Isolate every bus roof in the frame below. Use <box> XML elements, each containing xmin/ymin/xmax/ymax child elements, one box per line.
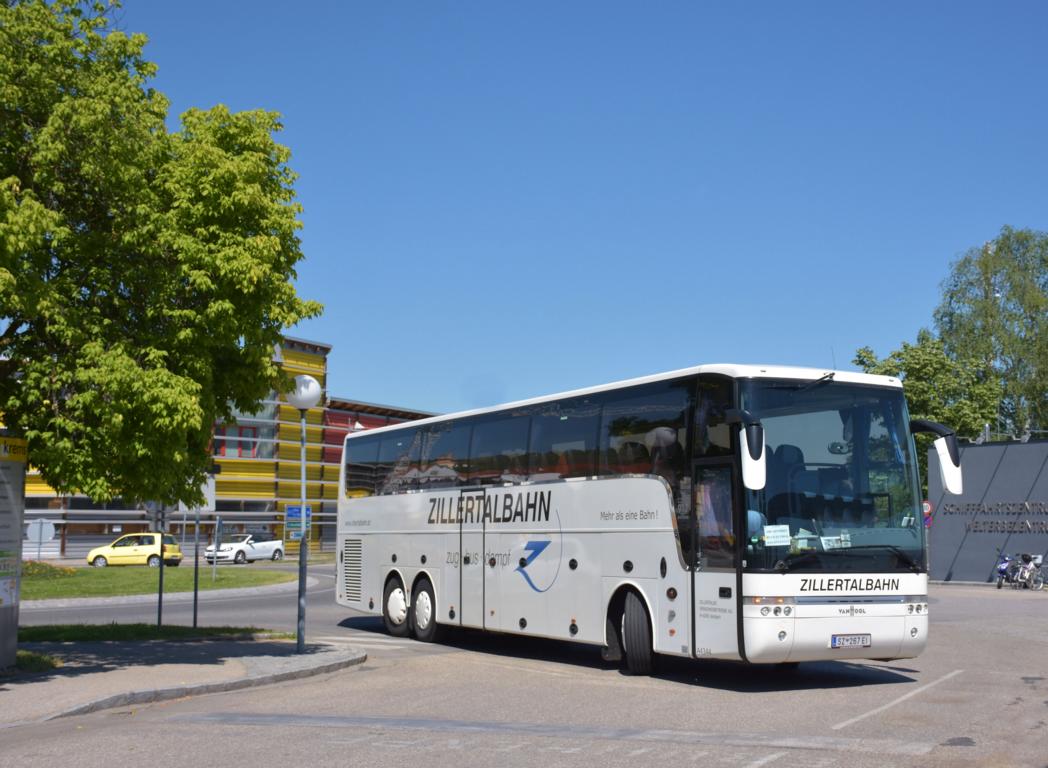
<box><xmin>347</xmin><ymin>364</ymin><xmax>902</xmax><ymax>440</ymax></box>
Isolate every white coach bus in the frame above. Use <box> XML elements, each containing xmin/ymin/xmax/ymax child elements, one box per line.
<box><xmin>335</xmin><ymin>364</ymin><xmax>963</xmax><ymax>674</ymax></box>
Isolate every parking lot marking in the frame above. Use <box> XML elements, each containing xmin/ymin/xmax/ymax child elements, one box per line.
<box><xmin>831</xmin><ymin>669</ymin><xmax>964</xmax><ymax>730</ymax></box>
<box><xmin>743</xmin><ymin>752</ymin><xmax>786</xmax><ymax>767</ymax></box>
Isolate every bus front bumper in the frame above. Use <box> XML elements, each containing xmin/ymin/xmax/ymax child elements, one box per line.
<box><xmin>742</xmin><ymin>604</ymin><xmax>929</xmax><ymax>663</ymax></box>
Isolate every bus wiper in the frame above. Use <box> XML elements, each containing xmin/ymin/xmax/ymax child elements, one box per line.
<box><xmin>774</xmin><ymin>551</ymin><xmax>822</xmax><ymax>572</ymax></box>
<box><xmin>843</xmin><ymin>544</ymin><xmax>923</xmax><ymax>573</ymax></box>
<box><xmin>798</xmin><ymin>372</ymin><xmax>835</xmax><ymax>391</ymax></box>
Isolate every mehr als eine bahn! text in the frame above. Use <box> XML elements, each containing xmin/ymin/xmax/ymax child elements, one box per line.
<box><xmin>335</xmin><ymin>364</ymin><xmax>963</xmax><ymax>675</ymax></box>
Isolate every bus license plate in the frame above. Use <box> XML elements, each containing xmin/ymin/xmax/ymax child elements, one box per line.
<box><xmin>831</xmin><ymin>634</ymin><xmax>871</xmax><ymax>649</ymax></box>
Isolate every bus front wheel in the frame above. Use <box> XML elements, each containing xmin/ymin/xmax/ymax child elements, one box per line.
<box><xmin>621</xmin><ymin>591</ymin><xmax>653</xmax><ymax>676</ymax></box>
<box><xmin>383</xmin><ymin>578</ymin><xmax>411</xmax><ymax>638</ymax></box>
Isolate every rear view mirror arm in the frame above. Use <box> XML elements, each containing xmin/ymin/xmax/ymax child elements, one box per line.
<box><xmin>910</xmin><ymin>419</ymin><xmax>963</xmax><ymax>495</ymax></box>
<box><xmin>725</xmin><ymin>409</ymin><xmax>764</xmax><ymax>462</ymax></box>
<box><xmin>910</xmin><ymin>420</ymin><xmax>960</xmax><ymax>468</ymax></box>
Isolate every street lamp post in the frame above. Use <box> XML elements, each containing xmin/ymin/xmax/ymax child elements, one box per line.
<box><xmin>287</xmin><ymin>374</ymin><xmax>322</xmax><ymax>654</ymax></box>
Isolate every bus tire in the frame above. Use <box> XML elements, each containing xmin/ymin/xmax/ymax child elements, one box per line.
<box><xmin>622</xmin><ymin>591</ymin><xmax>653</xmax><ymax>676</ymax></box>
<box><xmin>411</xmin><ymin>578</ymin><xmax>441</xmax><ymax>643</ymax></box>
<box><xmin>383</xmin><ymin>577</ymin><xmax>411</xmax><ymax>638</ymax></box>
<box><xmin>601</xmin><ymin>614</ymin><xmax>623</xmax><ymax>663</ymax></box>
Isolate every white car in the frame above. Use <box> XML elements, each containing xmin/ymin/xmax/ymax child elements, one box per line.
<box><xmin>205</xmin><ymin>532</ymin><xmax>284</xmax><ymax>564</ymax></box>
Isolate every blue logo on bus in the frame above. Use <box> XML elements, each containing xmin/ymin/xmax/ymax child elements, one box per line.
<box><xmin>515</xmin><ymin>540</ymin><xmax>562</xmax><ymax>593</ymax></box>
<box><xmin>514</xmin><ymin>509</ymin><xmax>562</xmax><ymax>593</ymax></box>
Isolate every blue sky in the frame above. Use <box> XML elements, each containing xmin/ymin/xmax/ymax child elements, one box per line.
<box><xmin>119</xmin><ymin>1</ymin><xmax>1048</xmax><ymax>415</ymax></box>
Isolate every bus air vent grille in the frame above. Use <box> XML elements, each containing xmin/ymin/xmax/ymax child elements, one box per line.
<box><xmin>343</xmin><ymin>539</ymin><xmax>363</xmax><ymax>602</ymax></box>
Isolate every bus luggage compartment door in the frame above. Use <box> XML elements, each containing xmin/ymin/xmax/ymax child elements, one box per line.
<box><xmin>459</xmin><ymin>488</ymin><xmax>487</xmax><ymax>629</ymax></box>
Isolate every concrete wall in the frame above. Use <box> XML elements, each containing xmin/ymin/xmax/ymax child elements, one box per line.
<box><xmin>928</xmin><ymin>440</ymin><xmax>1048</xmax><ymax>582</ymax></box>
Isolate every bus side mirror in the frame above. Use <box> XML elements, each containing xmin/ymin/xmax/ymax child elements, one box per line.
<box><xmin>932</xmin><ymin>435</ymin><xmax>963</xmax><ymax>495</ymax></box>
<box><xmin>725</xmin><ymin>409</ymin><xmax>766</xmax><ymax>491</ymax></box>
<box><xmin>910</xmin><ymin>420</ymin><xmax>963</xmax><ymax>495</ymax></box>
<box><xmin>739</xmin><ymin>423</ymin><xmax>766</xmax><ymax>491</ymax></box>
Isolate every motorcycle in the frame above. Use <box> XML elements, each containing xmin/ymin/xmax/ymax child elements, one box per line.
<box><xmin>995</xmin><ymin>552</ymin><xmax>1019</xmax><ymax>589</ymax></box>
<box><xmin>1014</xmin><ymin>553</ymin><xmax>1045</xmax><ymax>591</ymax></box>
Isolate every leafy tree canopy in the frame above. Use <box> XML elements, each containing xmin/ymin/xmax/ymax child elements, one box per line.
<box><xmin>933</xmin><ymin>226</ymin><xmax>1047</xmax><ymax>436</ymax></box>
<box><xmin>0</xmin><ymin>1</ymin><xmax>321</xmax><ymax>504</ymax></box>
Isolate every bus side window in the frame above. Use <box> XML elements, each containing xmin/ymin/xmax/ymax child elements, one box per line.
<box><xmin>420</xmin><ymin>421</ymin><xmax>472</xmax><ymax>489</ymax></box>
<box><xmin>344</xmin><ymin>435</ymin><xmax>381</xmax><ymax>497</ymax></box>
<box><xmin>377</xmin><ymin>429</ymin><xmax>422</xmax><ymax>494</ymax></box>
<box><xmin>526</xmin><ymin>397</ymin><xmax>601</xmax><ymax>480</ymax></box>
<box><xmin>598</xmin><ymin>381</ymin><xmax>688</xmax><ymax>491</ymax></box>
<box><xmin>468</xmin><ymin>415</ymin><xmax>530</xmax><ymax>486</ymax></box>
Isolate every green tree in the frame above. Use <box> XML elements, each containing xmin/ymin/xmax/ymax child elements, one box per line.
<box><xmin>854</xmin><ymin>330</ymin><xmax>1000</xmax><ymax>490</ymax></box>
<box><xmin>0</xmin><ymin>1</ymin><xmax>320</xmax><ymax>504</ymax></box>
<box><xmin>933</xmin><ymin>226</ymin><xmax>1048</xmax><ymax>436</ymax></box>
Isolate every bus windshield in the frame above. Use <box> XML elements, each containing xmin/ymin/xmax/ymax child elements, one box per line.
<box><xmin>739</xmin><ymin>379</ymin><xmax>925</xmax><ymax>574</ymax></box>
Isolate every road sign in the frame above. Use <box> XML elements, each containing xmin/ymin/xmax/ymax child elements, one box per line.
<box><xmin>178</xmin><ymin>476</ymin><xmax>218</xmax><ymax>515</ymax></box>
<box><xmin>25</xmin><ymin>519</ymin><xmax>55</xmax><ymax>545</ymax></box>
<box><xmin>25</xmin><ymin>519</ymin><xmax>56</xmax><ymax>562</ymax></box>
<box><xmin>285</xmin><ymin>505</ymin><xmax>312</xmax><ymax>541</ymax></box>
<box><xmin>0</xmin><ymin>435</ymin><xmax>26</xmax><ymax>669</ymax></box>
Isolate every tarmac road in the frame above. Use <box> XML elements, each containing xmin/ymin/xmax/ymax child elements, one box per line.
<box><xmin>9</xmin><ymin>578</ymin><xmax>1048</xmax><ymax>767</ymax></box>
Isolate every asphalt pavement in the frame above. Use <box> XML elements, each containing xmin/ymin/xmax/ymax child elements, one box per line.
<box><xmin>4</xmin><ymin>569</ymin><xmax>1048</xmax><ymax>767</ymax></box>
<box><xmin>1</xmin><ymin>638</ymin><xmax>366</xmax><ymax>727</ymax></box>
<box><xmin>3</xmin><ymin>565</ymin><xmax>367</xmax><ymax>726</ymax></box>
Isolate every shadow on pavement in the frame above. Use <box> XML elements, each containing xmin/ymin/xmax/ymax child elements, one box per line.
<box><xmin>335</xmin><ymin>615</ymin><xmax>916</xmax><ymax>692</ymax></box>
<box><xmin>0</xmin><ymin>639</ymin><xmax>327</xmax><ymax>690</ymax></box>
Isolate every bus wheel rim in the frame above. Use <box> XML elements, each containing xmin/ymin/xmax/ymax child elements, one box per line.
<box><xmin>416</xmin><ymin>591</ymin><xmax>432</xmax><ymax>630</ymax></box>
<box><xmin>387</xmin><ymin>587</ymin><xmax>408</xmax><ymax>626</ymax></box>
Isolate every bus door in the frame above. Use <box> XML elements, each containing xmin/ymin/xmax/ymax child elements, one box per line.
<box><xmin>459</xmin><ymin>487</ymin><xmax>487</xmax><ymax>628</ymax></box>
<box><xmin>692</xmin><ymin>463</ymin><xmax>740</xmax><ymax>658</ymax></box>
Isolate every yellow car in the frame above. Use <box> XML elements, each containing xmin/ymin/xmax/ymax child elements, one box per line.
<box><xmin>86</xmin><ymin>533</ymin><xmax>183</xmax><ymax>568</ymax></box>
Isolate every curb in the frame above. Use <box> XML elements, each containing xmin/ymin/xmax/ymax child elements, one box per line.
<box><xmin>45</xmin><ymin>646</ymin><xmax>367</xmax><ymax>722</ymax></box>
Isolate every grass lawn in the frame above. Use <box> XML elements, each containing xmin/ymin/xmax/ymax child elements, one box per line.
<box><xmin>9</xmin><ymin>649</ymin><xmax>62</xmax><ymax>673</ymax></box>
<box><xmin>20</xmin><ymin>562</ymin><xmax>297</xmax><ymax>601</ymax></box>
<box><xmin>18</xmin><ymin>624</ymin><xmax>293</xmax><ymax>643</ymax></box>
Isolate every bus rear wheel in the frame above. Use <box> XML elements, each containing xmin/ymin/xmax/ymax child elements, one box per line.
<box><xmin>621</xmin><ymin>591</ymin><xmax>653</xmax><ymax>676</ymax></box>
<box><xmin>383</xmin><ymin>577</ymin><xmax>411</xmax><ymax>638</ymax></box>
<box><xmin>411</xmin><ymin>578</ymin><xmax>441</xmax><ymax>643</ymax></box>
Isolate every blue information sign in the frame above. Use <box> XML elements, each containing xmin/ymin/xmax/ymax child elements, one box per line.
<box><xmin>285</xmin><ymin>505</ymin><xmax>312</xmax><ymax>541</ymax></box>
